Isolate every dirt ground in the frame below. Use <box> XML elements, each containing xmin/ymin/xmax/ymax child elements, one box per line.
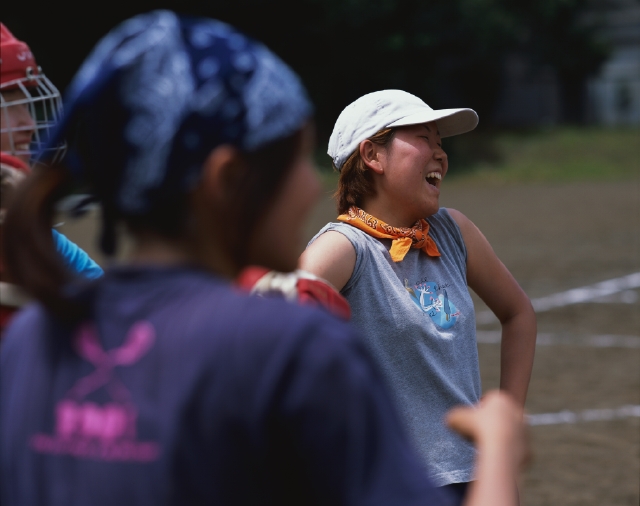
<box><xmin>60</xmin><ymin>178</ymin><xmax>640</xmax><ymax>505</ymax></box>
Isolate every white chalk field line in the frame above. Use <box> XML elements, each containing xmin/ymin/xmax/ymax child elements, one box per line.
<box><xmin>527</xmin><ymin>405</ymin><xmax>640</xmax><ymax>426</ymax></box>
<box><xmin>476</xmin><ymin>271</ymin><xmax>640</xmax><ymax>325</ymax></box>
<box><xmin>529</xmin><ymin>272</ymin><xmax>640</xmax><ymax>312</ymax></box>
<box><xmin>472</xmin><ymin>274</ymin><xmax>640</xmax><ymax>427</ymax></box>
<box><xmin>476</xmin><ymin>330</ymin><xmax>640</xmax><ymax>348</ymax></box>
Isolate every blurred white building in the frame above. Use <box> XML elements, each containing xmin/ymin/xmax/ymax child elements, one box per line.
<box><xmin>587</xmin><ymin>0</ymin><xmax>640</xmax><ymax>125</ymax></box>
<box><xmin>492</xmin><ymin>0</ymin><xmax>640</xmax><ymax>126</ymax></box>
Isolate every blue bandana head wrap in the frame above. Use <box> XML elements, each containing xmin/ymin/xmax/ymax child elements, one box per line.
<box><xmin>46</xmin><ymin>10</ymin><xmax>312</xmax><ymax>225</ymax></box>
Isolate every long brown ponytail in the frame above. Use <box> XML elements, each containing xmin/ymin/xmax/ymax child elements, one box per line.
<box><xmin>2</xmin><ymin>165</ymin><xmax>81</xmax><ymax>320</ymax></box>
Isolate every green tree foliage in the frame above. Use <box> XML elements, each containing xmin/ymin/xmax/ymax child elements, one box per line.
<box><xmin>208</xmin><ymin>0</ymin><xmax>608</xmax><ymax>135</ymax></box>
<box><xmin>5</xmin><ymin>0</ymin><xmax>609</xmax><ymax>138</ymax></box>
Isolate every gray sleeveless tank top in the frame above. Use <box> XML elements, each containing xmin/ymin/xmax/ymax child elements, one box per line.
<box><xmin>309</xmin><ymin>208</ymin><xmax>481</xmax><ymax>486</ymax></box>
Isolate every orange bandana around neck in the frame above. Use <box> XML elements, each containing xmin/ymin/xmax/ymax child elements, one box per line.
<box><xmin>337</xmin><ymin>206</ymin><xmax>440</xmax><ymax>262</ymax></box>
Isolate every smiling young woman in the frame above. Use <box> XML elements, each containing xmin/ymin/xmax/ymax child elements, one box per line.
<box><xmin>300</xmin><ymin>89</ymin><xmax>537</xmax><ymax>504</ymax></box>
<box><xmin>357</xmin><ymin>122</ymin><xmax>447</xmax><ymax>226</ymax></box>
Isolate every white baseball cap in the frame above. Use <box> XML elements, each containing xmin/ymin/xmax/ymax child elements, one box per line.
<box><xmin>328</xmin><ymin>89</ymin><xmax>479</xmax><ymax>170</ymax></box>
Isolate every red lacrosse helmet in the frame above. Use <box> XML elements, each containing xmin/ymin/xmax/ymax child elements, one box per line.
<box><xmin>0</xmin><ymin>23</ymin><xmax>65</xmax><ymax>165</ymax></box>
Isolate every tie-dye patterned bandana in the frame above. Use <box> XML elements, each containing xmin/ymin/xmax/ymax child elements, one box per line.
<box><xmin>338</xmin><ymin>206</ymin><xmax>441</xmax><ymax>262</ymax></box>
<box><xmin>44</xmin><ymin>10</ymin><xmax>313</xmax><ymax>215</ymax></box>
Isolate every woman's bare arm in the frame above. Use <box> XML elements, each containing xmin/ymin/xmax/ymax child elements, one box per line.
<box><xmin>448</xmin><ymin>208</ymin><xmax>537</xmax><ymax>407</ymax></box>
<box><xmin>298</xmin><ymin>231</ymin><xmax>356</xmax><ymax>292</ymax></box>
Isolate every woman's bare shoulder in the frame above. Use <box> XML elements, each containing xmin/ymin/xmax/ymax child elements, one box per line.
<box><xmin>443</xmin><ymin>207</ymin><xmax>471</xmax><ymax>228</ymax></box>
<box><xmin>299</xmin><ymin>230</ymin><xmax>356</xmax><ymax>292</ymax></box>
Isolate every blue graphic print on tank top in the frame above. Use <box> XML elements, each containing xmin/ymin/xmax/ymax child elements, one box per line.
<box><xmin>403</xmin><ymin>279</ymin><xmax>460</xmax><ymax>329</ymax></box>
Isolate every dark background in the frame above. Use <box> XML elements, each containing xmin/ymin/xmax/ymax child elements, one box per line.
<box><xmin>4</xmin><ymin>0</ymin><xmax>610</xmax><ymax>155</ymax></box>
<box><xmin>8</xmin><ymin>5</ymin><xmax>638</xmax><ymax>504</ymax></box>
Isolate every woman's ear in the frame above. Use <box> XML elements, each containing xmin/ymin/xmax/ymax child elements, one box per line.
<box><xmin>198</xmin><ymin>144</ymin><xmax>247</xmax><ymax>206</ymax></box>
<box><xmin>359</xmin><ymin>140</ymin><xmax>384</xmax><ymax>174</ymax></box>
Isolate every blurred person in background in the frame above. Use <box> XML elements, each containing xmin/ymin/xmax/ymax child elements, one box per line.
<box><xmin>0</xmin><ymin>22</ymin><xmax>102</xmax><ymax>334</ymax></box>
<box><xmin>300</xmin><ymin>90</ymin><xmax>537</xmax><ymax>504</ymax></box>
<box><xmin>1</xmin><ymin>11</ymin><xmax>528</xmax><ymax>506</ymax></box>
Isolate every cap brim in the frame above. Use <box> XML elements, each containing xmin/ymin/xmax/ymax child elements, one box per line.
<box><xmin>386</xmin><ymin>108</ymin><xmax>478</xmax><ymax>138</ymax></box>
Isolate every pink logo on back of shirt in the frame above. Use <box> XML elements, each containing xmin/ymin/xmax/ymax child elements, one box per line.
<box><xmin>30</xmin><ymin>321</ymin><xmax>161</xmax><ymax>462</ymax></box>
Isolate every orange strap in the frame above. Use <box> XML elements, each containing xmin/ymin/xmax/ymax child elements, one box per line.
<box><xmin>337</xmin><ymin>206</ymin><xmax>440</xmax><ymax>262</ymax></box>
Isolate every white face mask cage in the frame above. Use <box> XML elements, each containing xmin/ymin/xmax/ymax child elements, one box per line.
<box><xmin>0</xmin><ymin>67</ymin><xmax>66</xmax><ymax>165</ymax></box>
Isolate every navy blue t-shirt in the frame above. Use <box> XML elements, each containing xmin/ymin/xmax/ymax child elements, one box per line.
<box><xmin>1</xmin><ymin>267</ymin><xmax>454</xmax><ymax>506</ymax></box>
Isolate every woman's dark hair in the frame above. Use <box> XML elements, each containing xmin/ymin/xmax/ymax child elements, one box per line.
<box><xmin>123</xmin><ymin>127</ymin><xmax>305</xmax><ymax>264</ymax></box>
<box><xmin>232</xmin><ymin>128</ymin><xmax>304</xmax><ymax>263</ymax></box>
<box><xmin>334</xmin><ymin>128</ymin><xmax>395</xmax><ymax>214</ymax></box>
<box><xmin>2</xmin><ymin>165</ymin><xmax>75</xmax><ymax>318</ymax></box>
<box><xmin>1</xmin><ymin>127</ymin><xmax>305</xmax><ymax>321</ymax></box>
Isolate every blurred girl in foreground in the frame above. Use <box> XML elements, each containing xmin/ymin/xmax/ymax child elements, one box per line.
<box><xmin>1</xmin><ymin>11</ymin><xmax>527</xmax><ymax>506</ymax></box>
